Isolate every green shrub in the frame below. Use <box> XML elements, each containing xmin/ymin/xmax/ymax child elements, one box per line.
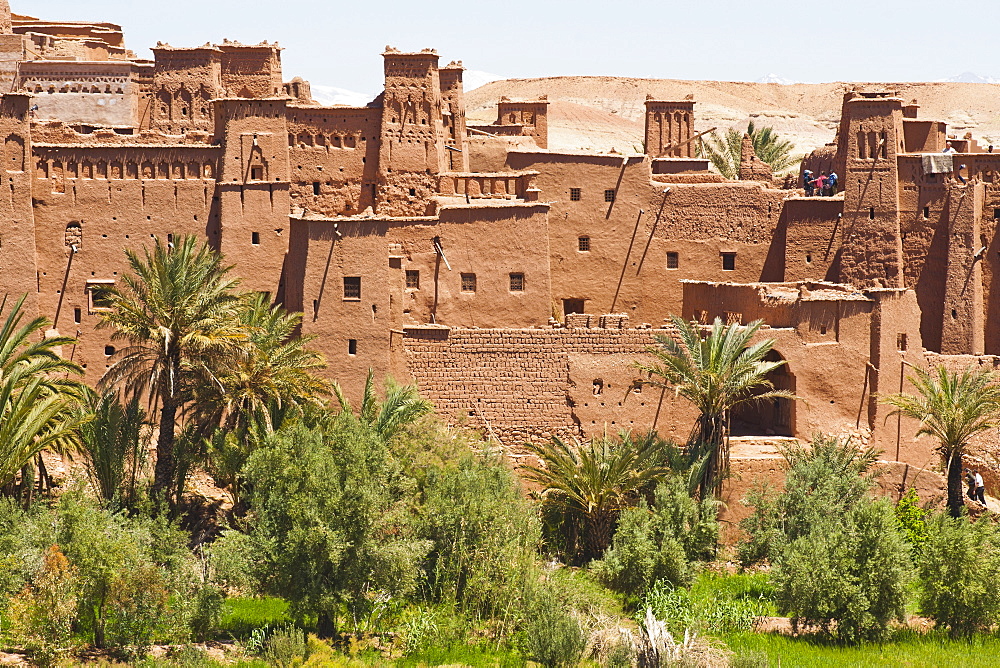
<box><xmin>918</xmin><ymin>511</ymin><xmax>1000</xmax><ymax>636</ymax></box>
<box><xmin>895</xmin><ymin>488</ymin><xmax>929</xmax><ymax>555</ymax></box>
<box><xmin>415</xmin><ymin>456</ymin><xmax>540</xmax><ymax>624</ymax></box>
<box><xmin>594</xmin><ymin>476</ymin><xmax>718</xmax><ymax>596</ymax></box>
<box><xmin>739</xmin><ymin>434</ymin><xmax>881</xmax><ymax>567</ymax></box>
<box><xmin>523</xmin><ymin>584</ymin><xmax>586</xmax><ymax>668</ymax></box>
<box><xmin>6</xmin><ymin>544</ymin><xmax>79</xmax><ymax>668</ymax></box>
<box><xmin>49</xmin><ymin>490</ymin><xmax>199</xmax><ymax>655</ymax></box>
<box><xmin>774</xmin><ymin>497</ymin><xmax>912</xmax><ymax>643</ymax></box>
<box><xmin>189</xmin><ymin>585</ymin><xmax>226</xmax><ymax>641</ymax></box>
<box><xmin>221</xmin><ymin>420</ymin><xmax>430</xmax><ymax>635</ymax></box>
<box><xmin>263</xmin><ymin>625</ymin><xmax>308</xmax><ymax>667</ymax></box>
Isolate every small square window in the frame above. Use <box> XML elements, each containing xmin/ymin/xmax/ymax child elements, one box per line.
<box><xmin>666</xmin><ymin>252</ymin><xmax>679</xmax><ymax>269</ymax></box>
<box><xmin>343</xmin><ymin>276</ymin><xmax>361</xmax><ymax>300</ymax></box>
<box><xmin>721</xmin><ymin>252</ymin><xmax>736</xmax><ymax>271</ymax></box>
<box><xmin>569</xmin><ymin>188</ymin><xmax>581</xmax><ymax>201</ymax></box>
<box><xmin>405</xmin><ymin>269</ymin><xmax>420</xmax><ymax>289</ymax></box>
<box><xmin>348</xmin><ymin>339</ymin><xmax>357</xmax><ymax>355</ymax></box>
<box><xmin>923</xmin><ymin>206</ymin><xmax>929</xmax><ymax>219</ymax></box>
<box><xmin>313</xmin><ymin>181</ymin><xmax>321</xmax><ymax>196</ymax></box>
<box><xmin>87</xmin><ymin>282</ymin><xmax>115</xmax><ymax>312</ymax></box>
<box><xmin>408</xmin><ymin>188</ymin><xmax>417</xmax><ymax>197</ymax></box>
<box><xmin>250</xmin><ymin>165</ymin><xmax>264</xmax><ymax>181</ymax></box>
<box><xmin>509</xmin><ymin>272</ymin><xmax>524</xmax><ymax>292</ymax></box>
<box><xmin>461</xmin><ymin>273</ymin><xmax>477</xmax><ymax>292</ymax></box>
<box><xmin>73</xmin><ymin>307</ymin><xmax>81</xmax><ymax>324</ymax></box>
<box><xmin>897</xmin><ymin>333</ymin><xmax>908</xmax><ymax>351</ymax></box>
<box><xmin>604</xmin><ymin>189</ymin><xmax>616</xmax><ymax>203</ymax></box>
<box><xmin>578</xmin><ymin>236</ymin><xmax>590</xmax><ymax>252</ymax></box>
<box><xmin>251</xmin><ymin>231</ymin><xmax>260</xmax><ymax>245</ymax></box>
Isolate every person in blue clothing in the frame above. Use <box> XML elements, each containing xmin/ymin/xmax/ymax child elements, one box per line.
<box><xmin>803</xmin><ymin>169</ymin><xmax>814</xmax><ymax>196</ymax></box>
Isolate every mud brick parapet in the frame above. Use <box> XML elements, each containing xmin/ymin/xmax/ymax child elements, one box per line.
<box><xmin>403</xmin><ymin>326</ymin><xmax>669</xmax><ymax>456</ymax></box>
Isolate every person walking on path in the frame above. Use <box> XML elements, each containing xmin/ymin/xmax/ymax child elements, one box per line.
<box><xmin>974</xmin><ymin>469</ymin><xmax>986</xmax><ymax>505</ymax></box>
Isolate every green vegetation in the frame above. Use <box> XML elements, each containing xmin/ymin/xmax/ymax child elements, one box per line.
<box><xmin>99</xmin><ymin>235</ymin><xmax>246</xmax><ymax>501</ymax></box>
<box><xmin>883</xmin><ymin>364</ymin><xmax>1000</xmax><ymax>517</ymax></box>
<box><xmin>699</xmin><ymin>120</ymin><xmax>799</xmax><ymax>178</ymax></box>
<box><xmin>636</xmin><ymin>315</ymin><xmax>790</xmax><ymax>498</ymax></box>
<box><xmin>725</xmin><ymin>630</ymin><xmax>1000</xmax><ymax>667</ymax></box>
<box><xmin>3</xmin><ymin>235</ymin><xmax>1000</xmax><ymax>667</ymax></box>
<box><xmin>524</xmin><ymin>431</ymin><xmax>673</xmax><ymax>562</ymax></box>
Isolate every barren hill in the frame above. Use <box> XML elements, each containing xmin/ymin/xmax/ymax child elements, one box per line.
<box><xmin>466</xmin><ymin>76</ymin><xmax>1000</xmax><ymax>157</ymax></box>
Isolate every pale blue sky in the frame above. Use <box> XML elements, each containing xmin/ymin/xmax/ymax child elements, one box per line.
<box><xmin>26</xmin><ymin>0</ymin><xmax>1000</xmax><ymax>95</ymax></box>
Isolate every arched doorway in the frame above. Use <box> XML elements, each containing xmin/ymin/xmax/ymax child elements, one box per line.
<box><xmin>731</xmin><ymin>350</ymin><xmax>795</xmax><ymax>436</ymax></box>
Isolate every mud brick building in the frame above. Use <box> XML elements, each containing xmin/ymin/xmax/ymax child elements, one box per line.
<box><xmin>4</xmin><ymin>2</ymin><xmax>1000</xmax><ymax>479</ymax></box>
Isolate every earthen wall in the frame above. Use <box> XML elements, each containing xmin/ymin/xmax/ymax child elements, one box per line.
<box><xmin>286</xmin><ymin>105</ymin><xmax>380</xmax><ymax>216</ymax></box>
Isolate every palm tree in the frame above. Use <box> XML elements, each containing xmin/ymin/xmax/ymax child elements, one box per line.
<box><xmin>79</xmin><ymin>391</ymin><xmax>147</xmax><ymax>509</ymax></box>
<box><xmin>700</xmin><ymin>120</ymin><xmax>799</xmax><ymax>179</ymax></box>
<box><xmin>333</xmin><ymin>369</ymin><xmax>432</xmax><ymax>442</ymax></box>
<box><xmin>636</xmin><ymin>316</ymin><xmax>791</xmax><ymax>499</ymax></box>
<box><xmin>98</xmin><ymin>236</ymin><xmax>245</xmax><ymax>500</ymax></box>
<box><xmin>196</xmin><ymin>293</ymin><xmax>332</xmax><ymax>436</ymax></box>
<box><xmin>0</xmin><ymin>295</ymin><xmax>87</xmax><ymax>490</ymax></box>
<box><xmin>883</xmin><ymin>365</ymin><xmax>1000</xmax><ymax>517</ymax></box>
<box><xmin>522</xmin><ymin>431</ymin><xmax>673</xmax><ymax>562</ymax></box>
<box><xmin>193</xmin><ymin>293</ymin><xmax>332</xmax><ymax>501</ymax></box>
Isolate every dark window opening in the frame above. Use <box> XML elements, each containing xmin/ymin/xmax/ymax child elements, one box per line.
<box><xmin>104</xmin><ymin>345</ymin><xmax>115</xmax><ymax>357</ymax></box>
<box><xmin>408</xmin><ymin>188</ymin><xmax>417</xmax><ymax>197</ymax></box>
<box><xmin>73</xmin><ymin>307</ymin><xmax>81</xmax><ymax>324</ymax></box>
<box><xmin>461</xmin><ymin>273</ymin><xmax>477</xmax><ymax>292</ymax></box>
<box><xmin>166</xmin><ymin>233</ymin><xmax>173</xmax><ymax>245</ymax></box>
<box><xmin>87</xmin><ymin>283</ymin><xmax>114</xmax><ymax>312</ymax></box>
<box><xmin>313</xmin><ymin>181</ymin><xmax>321</xmax><ymax>196</ymax></box>
<box><xmin>994</xmin><ymin>208</ymin><xmax>1000</xmax><ymax>220</ymax></box>
<box><xmin>951</xmin><ymin>308</ymin><xmax>957</xmax><ymax>319</ymax></box>
<box><xmin>923</xmin><ymin>206</ymin><xmax>930</xmax><ymax>219</ymax></box>
<box><xmin>666</xmin><ymin>252</ymin><xmax>679</xmax><ymax>269</ymax></box>
<box><xmin>869</xmin><ymin>206</ymin><xmax>875</xmax><ymax>220</ymax></box>
<box><xmin>569</xmin><ymin>188</ymin><xmax>581</xmax><ymax>201</ymax></box>
<box><xmin>820</xmin><ymin>325</ymin><xmax>827</xmax><ymax>335</ymax></box>
<box><xmin>604</xmin><ymin>189</ymin><xmax>616</xmax><ymax>203</ymax></box>
<box><xmin>343</xmin><ymin>276</ymin><xmax>362</xmax><ymax>300</ymax></box>
<box><xmin>897</xmin><ymin>333</ymin><xmax>908</xmax><ymax>351</ymax></box>
<box><xmin>806</xmin><ymin>253</ymin><xmax>812</xmax><ymax>264</ymax></box>
<box><xmin>250</xmin><ymin>165</ymin><xmax>264</xmax><ymax>181</ymax></box>
<box><xmin>348</xmin><ymin>339</ymin><xmax>357</xmax><ymax>355</ymax></box>
<box><xmin>405</xmin><ymin>270</ymin><xmax>420</xmax><ymax>289</ymax></box>
<box><xmin>563</xmin><ymin>298</ymin><xmax>585</xmax><ymax>316</ymax></box>
<box><xmin>578</xmin><ymin>236</ymin><xmax>590</xmax><ymax>252</ymax></box>
<box><xmin>251</xmin><ymin>232</ymin><xmax>260</xmax><ymax>245</ymax></box>
<box><xmin>509</xmin><ymin>272</ymin><xmax>525</xmax><ymax>292</ymax></box>
<box><xmin>721</xmin><ymin>252</ymin><xmax>736</xmax><ymax>271</ymax></box>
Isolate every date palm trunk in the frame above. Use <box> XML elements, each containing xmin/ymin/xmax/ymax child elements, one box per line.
<box><xmin>946</xmin><ymin>448</ymin><xmax>965</xmax><ymax>518</ymax></box>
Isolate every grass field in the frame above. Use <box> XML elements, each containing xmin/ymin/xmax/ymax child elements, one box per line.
<box><xmin>725</xmin><ymin>630</ymin><xmax>1000</xmax><ymax>667</ymax></box>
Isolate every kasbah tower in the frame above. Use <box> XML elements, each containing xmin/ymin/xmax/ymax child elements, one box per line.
<box><xmin>5</xmin><ymin>1</ymin><xmax>1000</xmax><ymax>514</ymax></box>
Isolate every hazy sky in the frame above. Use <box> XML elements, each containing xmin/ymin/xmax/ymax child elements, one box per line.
<box><xmin>28</xmin><ymin>0</ymin><xmax>1000</xmax><ymax>95</ymax></box>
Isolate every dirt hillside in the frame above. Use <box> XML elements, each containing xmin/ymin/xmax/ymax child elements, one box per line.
<box><xmin>466</xmin><ymin>76</ymin><xmax>1000</xmax><ymax>156</ymax></box>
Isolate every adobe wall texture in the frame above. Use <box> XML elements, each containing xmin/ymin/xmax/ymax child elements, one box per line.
<box><xmin>5</xmin><ymin>5</ymin><xmax>1000</xmax><ymax>482</ymax></box>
